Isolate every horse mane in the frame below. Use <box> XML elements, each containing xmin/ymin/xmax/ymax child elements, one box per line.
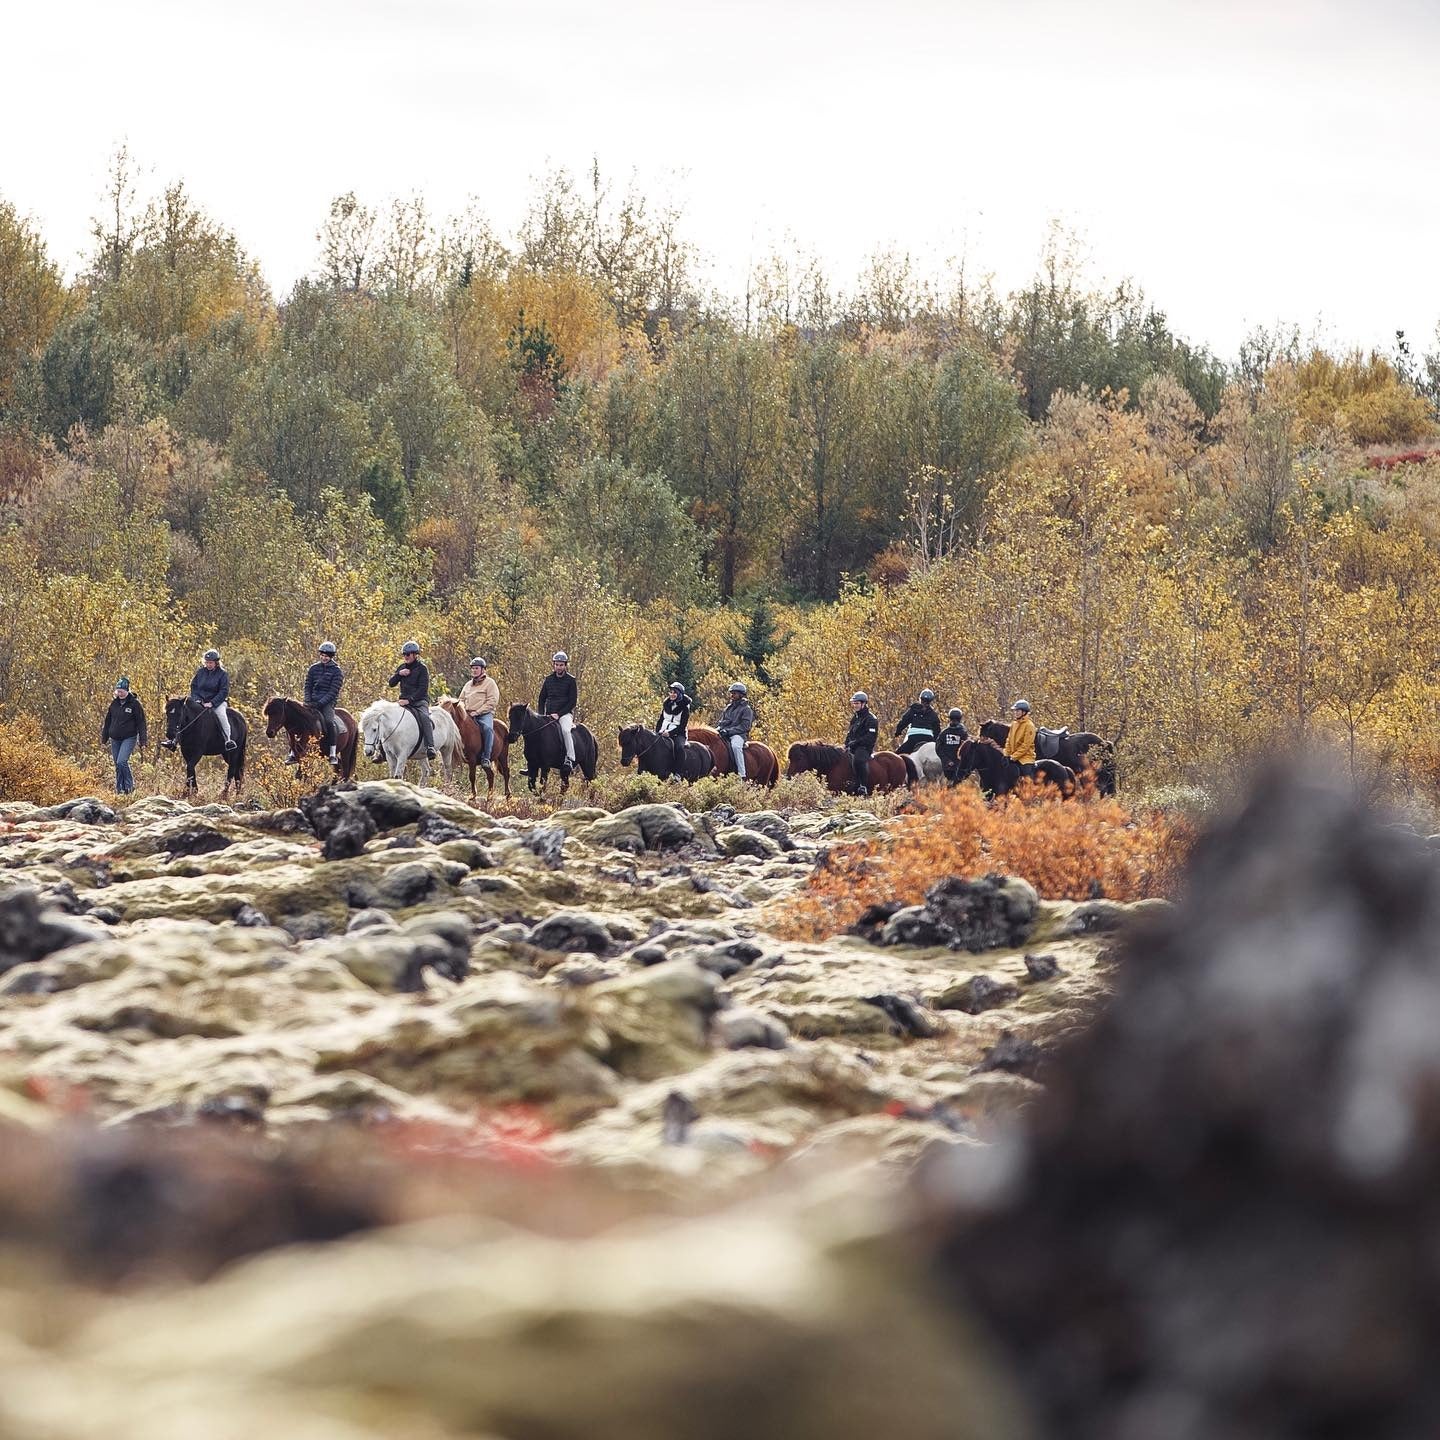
<box><xmin>795</xmin><ymin>739</ymin><xmax>844</xmax><ymax>767</ymax></box>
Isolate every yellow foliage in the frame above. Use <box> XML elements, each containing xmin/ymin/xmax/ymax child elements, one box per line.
<box><xmin>1291</xmin><ymin>349</ymin><xmax>1434</xmax><ymax>447</ymax></box>
<box><xmin>0</xmin><ymin>715</ymin><xmax>105</xmax><ymax>806</ymax></box>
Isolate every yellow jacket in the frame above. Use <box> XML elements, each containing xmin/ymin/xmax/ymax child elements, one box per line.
<box><xmin>1004</xmin><ymin>714</ymin><xmax>1037</xmax><ymax>764</ymax></box>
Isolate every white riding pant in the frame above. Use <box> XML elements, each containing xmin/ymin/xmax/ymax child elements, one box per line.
<box><xmin>559</xmin><ymin>713</ymin><xmax>576</xmax><ymax>762</ymax></box>
<box><xmin>728</xmin><ymin>734</ymin><xmax>746</xmax><ymax>778</ymax></box>
<box><xmin>212</xmin><ymin>701</ymin><xmax>233</xmax><ymax>743</ymax></box>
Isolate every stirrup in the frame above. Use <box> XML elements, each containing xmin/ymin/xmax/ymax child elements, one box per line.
<box><xmin>426</xmin><ymin>748</ymin><xmax>438</xmax><ymax>760</ymax></box>
<box><xmin>224</xmin><ymin>740</ymin><xmax>238</xmax><ymax>752</ymax></box>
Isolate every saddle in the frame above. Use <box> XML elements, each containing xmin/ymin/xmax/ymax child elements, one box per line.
<box><xmin>1036</xmin><ymin>726</ymin><xmax>1068</xmax><ymax>761</ymax></box>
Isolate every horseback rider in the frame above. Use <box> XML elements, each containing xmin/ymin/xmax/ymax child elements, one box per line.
<box><xmin>459</xmin><ymin>657</ymin><xmax>500</xmax><ymax>772</ymax></box>
<box><xmin>893</xmin><ymin>688</ymin><xmax>941</xmax><ymax>755</ymax></box>
<box><xmin>538</xmin><ymin>651</ymin><xmax>578</xmax><ymax>778</ymax></box>
<box><xmin>937</xmin><ymin>706</ymin><xmax>969</xmax><ymax>784</ymax></box>
<box><xmin>656</xmin><ymin>681</ymin><xmax>690</xmax><ymax>743</ymax></box>
<box><xmin>1004</xmin><ymin>699</ymin><xmax>1038</xmax><ymax>779</ymax></box>
<box><xmin>304</xmin><ymin>641</ymin><xmax>343</xmax><ymax>765</ymax></box>
<box><xmin>101</xmin><ymin>677</ymin><xmax>147</xmax><ymax>795</ymax></box>
<box><xmin>716</xmin><ymin>682</ymin><xmax>754</xmax><ymax>779</ymax></box>
<box><xmin>846</xmin><ymin>691</ymin><xmax>879</xmax><ymax>796</ymax></box>
<box><xmin>171</xmin><ymin>648</ymin><xmax>235</xmax><ymax>752</ymax></box>
<box><xmin>387</xmin><ymin>641</ymin><xmax>437</xmax><ymax>761</ymax></box>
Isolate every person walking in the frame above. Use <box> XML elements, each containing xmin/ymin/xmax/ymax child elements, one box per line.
<box><xmin>845</xmin><ymin>691</ymin><xmax>879</xmax><ymax>796</ymax></box>
<box><xmin>387</xmin><ymin>641</ymin><xmax>437</xmax><ymax>760</ymax></box>
<box><xmin>101</xmin><ymin>678</ymin><xmax>147</xmax><ymax>795</ymax></box>
<box><xmin>304</xmin><ymin>641</ymin><xmax>343</xmax><ymax>765</ymax></box>
<box><xmin>459</xmin><ymin>657</ymin><xmax>500</xmax><ymax>771</ymax></box>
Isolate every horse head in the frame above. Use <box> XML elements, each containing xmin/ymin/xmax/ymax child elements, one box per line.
<box><xmin>358</xmin><ymin>702</ymin><xmax>389</xmax><ymax>763</ymax></box>
<box><xmin>785</xmin><ymin>741</ymin><xmax>815</xmax><ymax>779</ymax></box>
<box><xmin>163</xmin><ymin>696</ymin><xmax>187</xmax><ymax>742</ymax></box>
<box><xmin>979</xmin><ymin>720</ymin><xmax>1009</xmax><ymax>746</ymax></box>
<box><xmin>618</xmin><ymin>724</ymin><xmax>642</xmax><ymax>766</ymax></box>
<box><xmin>506</xmin><ymin>702</ymin><xmax>530</xmax><ymax>739</ymax></box>
<box><xmin>262</xmin><ymin>695</ymin><xmax>287</xmax><ymax>738</ymax></box>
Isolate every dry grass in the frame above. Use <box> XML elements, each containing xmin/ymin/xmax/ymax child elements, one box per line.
<box><xmin>775</xmin><ymin>781</ymin><xmax>1190</xmax><ymax>941</ymax></box>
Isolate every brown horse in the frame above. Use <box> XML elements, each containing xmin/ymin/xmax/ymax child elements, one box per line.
<box><xmin>688</xmin><ymin>723</ymin><xmax>780</xmax><ymax>787</ymax></box>
<box><xmin>263</xmin><ymin>696</ymin><xmax>359</xmax><ymax>780</ymax></box>
<box><xmin>785</xmin><ymin>740</ymin><xmax>916</xmax><ymax>795</ymax></box>
<box><xmin>437</xmin><ymin>698</ymin><xmax>511</xmax><ymax>800</ymax></box>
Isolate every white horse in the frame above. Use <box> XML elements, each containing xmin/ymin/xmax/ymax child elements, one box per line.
<box><xmin>358</xmin><ymin>701</ymin><xmax>463</xmax><ymax>787</ymax></box>
<box><xmin>908</xmin><ymin>741</ymin><xmax>945</xmax><ymax>781</ymax></box>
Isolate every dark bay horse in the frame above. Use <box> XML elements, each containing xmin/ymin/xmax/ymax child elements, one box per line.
<box><xmin>437</xmin><ymin>697</ymin><xmax>511</xmax><ymax>800</ymax></box>
<box><xmin>785</xmin><ymin>741</ymin><xmax>916</xmax><ymax>795</ymax></box>
<box><xmin>958</xmin><ymin>737</ymin><xmax>1075</xmax><ymax>798</ymax></box>
<box><xmin>263</xmin><ymin>696</ymin><xmax>359</xmax><ymax>780</ymax></box>
<box><xmin>164</xmin><ymin>698</ymin><xmax>247</xmax><ymax>797</ymax></box>
<box><xmin>506</xmin><ymin>703</ymin><xmax>598</xmax><ymax>794</ymax></box>
<box><xmin>619</xmin><ymin>724</ymin><xmax>715</xmax><ymax>782</ymax></box>
<box><xmin>980</xmin><ymin>720</ymin><xmax>1106</xmax><ymax>774</ymax></box>
<box><xmin>687</xmin><ymin>724</ymin><xmax>780</xmax><ymax>788</ymax></box>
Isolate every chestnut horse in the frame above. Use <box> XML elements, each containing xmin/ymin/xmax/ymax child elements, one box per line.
<box><xmin>687</xmin><ymin>723</ymin><xmax>780</xmax><ymax>787</ymax></box>
<box><xmin>785</xmin><ymin>740</ymin><xmax>916</xmax><ymax>795</ymax></box>
<box><xmin>437</xmin><ymin>697</ymin><xmax>511</xmax><ymax>800</ymax></box>
<box><xmin>263</xmin><ymin>696</ymin><xmax>359</xmax><ymax>780</ymax></box>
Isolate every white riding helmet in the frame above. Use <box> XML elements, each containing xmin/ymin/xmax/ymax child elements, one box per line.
<box><xmin>552</xmin><ymin>651</ymin><xmax>569</xmax><ymax>664</ymax></box>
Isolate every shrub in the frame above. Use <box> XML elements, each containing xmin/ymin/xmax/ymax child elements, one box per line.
<box><xmin>775</xmin><ymin>782</ymin><xmax>1189</xmax><ymax>941</ymax></box>
<box><xmin>0</xmin><ymin>714</ymin><xmax>106</xmax><ymax>806</ymax></box>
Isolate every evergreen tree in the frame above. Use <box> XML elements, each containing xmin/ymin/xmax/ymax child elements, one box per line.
<box><xmin>726</xmin><ymin>593</ymin><xmax>789</xmax><ymax>688</ymax></box>
<box><xmin>654</xmin><ymin>608</ymin><xmax>702</xmax><ymax>696</ymax></box>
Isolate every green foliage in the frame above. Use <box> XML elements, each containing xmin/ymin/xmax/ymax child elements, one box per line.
<box><xmin>653</xmin><ymin>608</ymin><xmax>703</xmax><ymax>695</ymax></box>
<box><xmin>726</xmin><ymin>594</ymin><xmax>790</xmax><ymax>688</ymax></box>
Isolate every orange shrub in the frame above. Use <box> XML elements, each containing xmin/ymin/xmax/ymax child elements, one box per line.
<box><xmin>0</xmin><ymin>714</ymin><xmax>106</xmax><ymax>806</ymax></box>
<box><xmin>775</xmin><ymin>782</ymin><xmax>1189</xmax><ymax>941</ymax></box>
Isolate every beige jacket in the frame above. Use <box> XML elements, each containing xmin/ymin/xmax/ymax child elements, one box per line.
<box><xmin>459</xmin><ymin>675</ymin><xmax>500</xmax><ymax>716</ymax></box>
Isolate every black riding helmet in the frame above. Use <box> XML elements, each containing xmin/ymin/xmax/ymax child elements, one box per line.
<box><xmin>948</xmin><ymin>707</ymin><xmax>963</xmax><ymax>721</ymax></box>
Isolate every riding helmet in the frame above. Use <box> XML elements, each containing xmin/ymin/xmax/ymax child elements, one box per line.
<box><xmin>1012</xmin><ymin>699</ymin><xmax>1031</xmax><ymax>712</ymax></box>
<box><xmin>318</xmin><ymin>641</ymin><xmax>338</xmax><ymax>655</ymax></box>
<box><xmin>728</xmin><ymin>682</ymin><xmax>747</xmax><ymax>696</ymax></box>
<box><xmin>920</xmin><ymin>688</ymin><xmax>936</xmax><ymax>702</ymax></box>
<box><xmin>552</xmin><ymin>651</ymin><xmax>569</xmax><ymax>664</ymax></box>
<box><xmin>402</xmin><ymin>641</ymin><xmax>420</xmax><ymax>655</ymax></box>
<box><xmin>948</xmin><ymin>707</ymin><xmax>963</xmax><ymax>721</ymax></box>
<box><xmin>669</xmin><ymin>681</ymin><xmax>685</xmax><ymax>693</ymax></box>
<box><xmin>203</xmin><ymin>649</ymin><xmax>220</xmax><ymax>662</ymax></box>
<box><xmin>851</xmin><ymin>691</ymin><xmax>868</xmax><ymax>705</ymax></box>
<box><xmin>470</xmin><ymin>657</ymin><xmax>487</xmax><ymax>668</ymax></box>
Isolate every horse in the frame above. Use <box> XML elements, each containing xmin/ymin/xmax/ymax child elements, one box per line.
<box><xmin>687</xmin><ymin>723</ymin><xmax>781</xmax><ymax>788</ymax></box>
<box><xmin>358</xmin><ymin>700</ymin><xmax>463</xmax><ymax>787</ymax></box>
<box><xmin>436</xmin><ymin>697</ymin><xmax>511</xmax><ymax>800</ymax></box>
<box><xmin>785</xmin><ymin>741</ymin><xmax>917</xmax><ymax>795</ymax></box>
<box><xmin>958</xmin><ymin>737</ymin><xmax>1076</xmax><ymax>798</ymax></box>
<box><xmin>906</xmin><ymin>741</ymin><xmax>945</xmax><ymax>782</ymax></box>
<box><xmin>980</xmin><ymin>720</ymin><xmax>1107</xmax><ymax>774</ymax></box>
<box><xmin>262</xmin><ymin>696</ymin><xmax>359</xmax><ymax>780</ymax></box>
<box><xmin>506</xmin><ymin>703</ymin><xmax>598</xmax><ymax>794</ymax></box>
<box><xmin>163</xmin><ymin>698</ymin><xmax>247</xmax><ymax>797</ymax></box>
<box><xmin>618</xmin><ymin>724</ymin><xmax>716</xmax><ymax>783</ymax></box>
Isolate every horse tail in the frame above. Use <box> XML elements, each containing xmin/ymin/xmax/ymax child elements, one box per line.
<box><xmin>902</xmin><ymin>754</ymin><xmax>919</xmax><ymax>788</ymax></box>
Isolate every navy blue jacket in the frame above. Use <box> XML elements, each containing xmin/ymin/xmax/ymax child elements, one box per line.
<box><xmin>539</xmin><ymin>671</ymin><xmax>577</xmax><ymax>716</ymax></box>
<box><xmin>191</xmin><ymin>665</ymin><xmax>229</xmax><ymax>706</ymax></box>
<box><xmin>388</xmin><ymin>660</ymin><xmax>430</xmax><ymax>705</ymax></box>
<box><xmin>305</xmin><ymin>660</ymin><xmax>344</xmax><ymax>707</ymax></box>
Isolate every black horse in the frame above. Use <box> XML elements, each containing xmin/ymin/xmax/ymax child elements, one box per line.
<box><xmin>957</xmin><ymin>737</ymin><xmax>1075</xmax><ymax>798</ymax></box>
<box><xmin>618</xmin><ymin>724</ymin><xmax>715</xmax><ymax>782</ymax></box>
<box><xmin>980</xmin><ymin>720</ymin><xmax>1107</xmax><ymax>775</ymax></box>
<box><xmin>506</xmin><ymin>703</ymin><xmax>598</xmax><ymax>793</ymax></box>
<box><xmin>164</xmin><ymin>697</ymin><xmax>247</xmax><ymax>796</ymax></box>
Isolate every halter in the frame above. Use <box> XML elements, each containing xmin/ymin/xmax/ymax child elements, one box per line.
<box><xmin>628</xmin><ymin>727</ymin><xmax>667</xmax><ymax>761</ymax></box>
<box><xmin>168</xmin><ymin>701</ymin><xmax>213</xmax><ymax>742</ymax></box>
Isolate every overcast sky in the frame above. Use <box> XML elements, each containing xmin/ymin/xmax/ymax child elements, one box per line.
<box><xmin>5</xmin><ymin>0</ymin><xmax>1437</xmax><ymax>357</ymax></box>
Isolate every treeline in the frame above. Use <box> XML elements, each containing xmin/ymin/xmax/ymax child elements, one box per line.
<box><xmin>3</xmin><ymin>152</ymin><xmax>1440</xmax><ymax>797</ymax></box>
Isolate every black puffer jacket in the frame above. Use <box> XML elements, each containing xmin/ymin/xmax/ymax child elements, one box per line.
<box><xmin>539</xmin><ymin>671</ymin><xmax>577</xmax><ymax>716</ymax></box>
<box><xmin>305</xmin><ymin>659</ymin><xmax>343</xmax><ymax>707</ymax></box>
<box><xmin>102</xmin><ymin>695</ymin><xmax>147</xmax><ymax>744</ymax></box>
<box><xmin>387</xmin><ymin>659</ymin><xmax>430</xmax><ymax>705</ymax></box>
<box><xmin>846</xmin><ymin>706</ymin><xmax>879</xmax><ymax>755</ymax></box>
<box><xmin>894</xmin><ymin>702</ymin><xmax>940</xmax><ymax>743</ymax></box>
